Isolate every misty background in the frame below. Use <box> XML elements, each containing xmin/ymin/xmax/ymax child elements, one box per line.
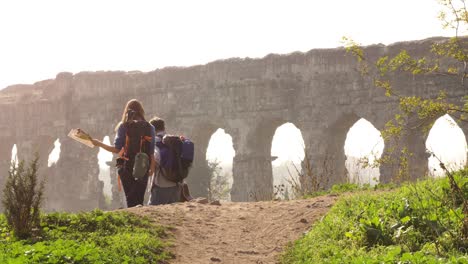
<box><xmin>3</xmin><ymin>0</ymin><xmax>467</xmax><ymax>201</ymax></box>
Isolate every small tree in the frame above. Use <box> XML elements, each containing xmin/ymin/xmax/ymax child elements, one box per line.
<box><xmin>207</xmin><ymin>160</ymin><xmax>231</xmax><ymax>201</ymax></box>
<box><xmin>2</xmin><ymin>154</ymin><xmax>44</xmax><ymax>239</ymax></box>
<box><xmin>286</xmin><ymin>150</ymin><xmax>330</xmax><ymax>197</ymax></box>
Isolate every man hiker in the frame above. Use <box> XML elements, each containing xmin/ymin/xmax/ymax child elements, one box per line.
<box><xmin>148</xmin><ymin>116</ymin><xmax>193</xmax><ymax>205</ymax></box>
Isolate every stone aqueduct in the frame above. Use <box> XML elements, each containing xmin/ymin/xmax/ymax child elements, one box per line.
<box><xmin>0</xmin><ymin>37</ymin><xmax>466</xmax><ymax>211</ymax></box>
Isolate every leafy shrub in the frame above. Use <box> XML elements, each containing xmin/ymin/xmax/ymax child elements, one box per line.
<box><xmin>0</xmin><ymin>210</ymin><xmax>172</xmax><ymax>263</ymax></box>
<box><xmin>2</xmin><ymin>155</ymin><xmax>44</xmax><ymax>239</ymax></box>
<box><xmin>282</xmin><ymin>169</ymin><xmax>468</xmax><ymax>263</ymax></box>
<box><xmin>286</xmin><ymin>151</ymin><xmax>331</xmax><ymax>198</ymax></box>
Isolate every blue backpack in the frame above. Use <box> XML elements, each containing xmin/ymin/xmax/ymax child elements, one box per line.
<box><xmin>157</xmin><ymin>135</ymin><xmax>194</xmax><ymax>183</ymax></box>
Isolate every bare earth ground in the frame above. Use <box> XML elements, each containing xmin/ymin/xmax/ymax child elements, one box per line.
<box><xmin>128</xmin><ymin>195</ymin><xmax>337</xmax><ymax>264</ymax></box>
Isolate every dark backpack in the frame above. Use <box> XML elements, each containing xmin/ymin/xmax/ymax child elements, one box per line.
<box><xmin>157</xmin><ymin>135</ymin><xmax>194</xmax><ymax>183</ymax></box>
<box><xmin>121</xmin><ymin>120</ymin><xmax>153</xmax><ymax>179</ymax></box>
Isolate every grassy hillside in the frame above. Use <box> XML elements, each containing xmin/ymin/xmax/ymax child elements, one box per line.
<box><xmin>0</xmin><ymin>210</ymin><xmax>172</xmax><ymax>263</ymax></box>
<box><xmin>282</xmin><ymin>169</ymin><xmax>468</xmax><ymax>263</ymax></box>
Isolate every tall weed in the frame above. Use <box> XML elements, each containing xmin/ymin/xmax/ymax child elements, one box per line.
<box><xmin>2</xmin><ymin>155</ymin><xmax>44</xmax><ymax>239</ymax></box>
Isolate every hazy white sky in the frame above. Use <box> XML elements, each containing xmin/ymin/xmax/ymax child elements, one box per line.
<box><xmin>0</xmin><ymin>0</ymin><xmax>450</xmax><ymax>89</ymax></box>
<box><xmin>206</xmin><ymin>128</ymin><xmax>235</xmax><ymax>166</ymax></box>
<box><xmin>271</xmin><ymin>123</ymin><xmax>305</xmax><ymax>166</ymax></box>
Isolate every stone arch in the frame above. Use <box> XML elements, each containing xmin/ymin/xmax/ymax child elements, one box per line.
<box><xmin>28</xmin><ymin>135</ymin><xmax>58</xmax><ymax>176</ymax></box>
<box><xmin>206</xmin><ymin>128</ymin><xmax>236</xmax><ymax>201</ymax></box>
<box><xmin>426</xmin><ymin>114</ymin><xmax>467</xmax><ymax>177</ymax></box>
<box><xmin>14</xmin><ymin>134</ymin><xmax>57</xmax><ymax>166</ymax></box>
<box><xmin>344</xmin><ymin>118</ymin><xmax>384</xmax><ymax>186</ymax></box>
<box><xmin>270</xmin><ymin>122</ymin><xmax>305</xmax><ymax>199</ymax></box>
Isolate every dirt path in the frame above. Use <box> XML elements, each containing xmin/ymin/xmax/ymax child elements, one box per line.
<box><xmin>129</xmin><ymin>195</ymin><xmax>337</xmax><ymax>264</ymax></box>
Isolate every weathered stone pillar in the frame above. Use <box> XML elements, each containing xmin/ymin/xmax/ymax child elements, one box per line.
<box><xmin>457</xmin><ymin>120</ymin><xmax>468</xmax><ymax>166</ymax></box>
<box><xmin>379</xmin><ymin>129</ymin><xmax>428</xmax><ymax>183</ymax></box>
<box><xmin>185</xmin><ymin>132</ymin><xmax>211</xmax><ymax>198</ymax></box>
<box><xmin>0</xmin><ymin>141</ymin><xmax>14</xmax><ymax>178</ymax></box>
<box><xmin>51</xmin><ymin>136</ymin><xmax>103</xmax><ymax>211</ymax></box>
<box><xmin>15</xmin><ymin>141</ymin><xmax>32</xmax><ymax>163</ymax></box>
<box><xmin>15</xmin><ymin>139</ymin><xmax>57</xmax><ymax>200</ymax></box>
<box><xmin>406</xmin><ymin>130</ymin><xmax>429</xmax><ymax>180</ymax></box>
<box><xmin>0</xmin><ymin>139</ymin><xmax>15</xmax><ymax>211</ymax></box>
<box><xmin>230</xmin><ymin>126</ymin><xmax>274</xmax><ymax>202</ymax></box>
<box><xmin>301</xmin><ymin>130</ymin><xmax>348</xmax><ymax>190</ymax></box>
<box><xmin>300</xmin><ymin>112</ymin><xmax>359</xmax><ymax>189</ymax></box>
<box><xmin>107</xmin><ymin>156</ymin><xmax>126</xmax><ymax>209</ymax></box>
<box><xmin>17</xmin><ymin>136</ymin><xmax>64</xmax><ymax>212</ymax></box>
<box><xmin>231</xmin><ymin>154</ymin><xmax>274</xmax><ymax>201</ymax></box>
<box><xmin>379</xmin><ymin>138</ymin><xmax>400</xmax><ymax>183</ymax></box>
<box><xmin>29</xmin><ymin>136</ymin><xmax>57</xmax><ymax>211</ymax></box>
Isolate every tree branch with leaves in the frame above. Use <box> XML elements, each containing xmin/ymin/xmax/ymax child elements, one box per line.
<box><xmin>344</xmin><ymin>0</ymin><xmax>468</xmax><ymax>239</ymax></box>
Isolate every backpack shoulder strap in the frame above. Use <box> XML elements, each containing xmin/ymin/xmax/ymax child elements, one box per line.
<box><xmin>118</xmin><ymin>124</ymin><xmax>131</xmax><ymax>160</ymax></box>
<box><xmin>132</xmin><ymin>121</ymin><xmax>152</xmax><ymax>153</ymax></box>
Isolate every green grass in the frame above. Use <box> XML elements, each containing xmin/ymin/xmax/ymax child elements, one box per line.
<box><xmin>282</xmin><ymin>169</ymin><xmax>468</xmax><ymax>263</ymax></box>
<box><xmin>0</xmin><ymin>210</ymin><xmax>172</xmax><ymax>264</ymax></box>
<box><xmin>303</xmin><ymin>182</ymin><xmax>398</xmax><ymax>199</ymax></box>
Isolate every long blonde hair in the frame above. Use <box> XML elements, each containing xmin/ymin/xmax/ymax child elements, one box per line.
<box><xmin>115</xmin><ymin>99</ymin><xmax>146</xmax><ymax>131</ymax></box>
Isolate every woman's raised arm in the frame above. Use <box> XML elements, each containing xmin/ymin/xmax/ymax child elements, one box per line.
<box><xmin>91</xmin><ymin>139</ymin><xmax>120</xmax><ymax>153</ymax></box>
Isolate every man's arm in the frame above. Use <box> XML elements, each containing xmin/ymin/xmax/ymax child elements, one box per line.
<box><xmin>148</xmin><ymin>124</ymin><xmax>157</xmax><ymax>175</ymax></box>
<box><xmin>148</xmin><ymin>153</ymin><xmax>156</xmax><ymax>176</ymax></box>
<box><xmin>147</xmin><ymin>153</ymin><xmax>156</xmax><ymax>194</ymax></box>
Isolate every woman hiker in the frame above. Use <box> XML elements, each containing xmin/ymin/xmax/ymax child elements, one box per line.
<box><xmin>90</xmin><ymin>99</ymin><xmax>156</xmax><ymax>207</ymax></box>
